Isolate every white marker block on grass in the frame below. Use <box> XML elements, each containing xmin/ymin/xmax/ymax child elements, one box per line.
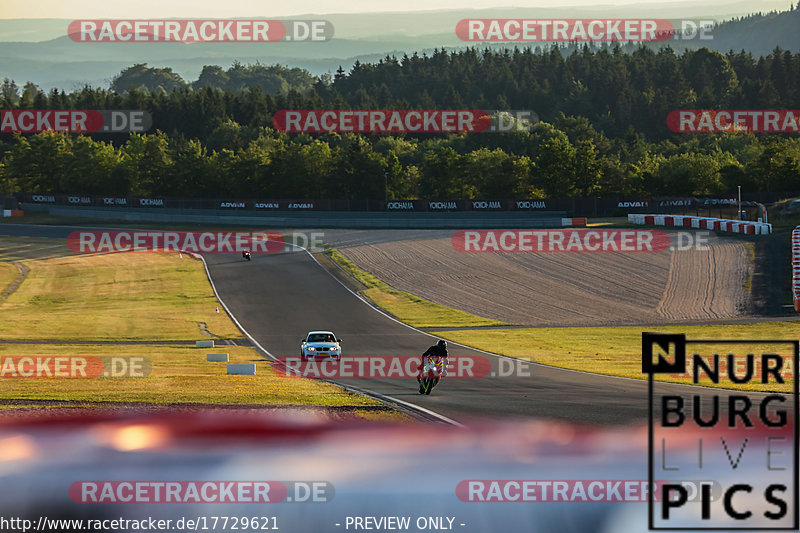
<box><xmin>227</xmin><ymin>364</ymin><xmax>256</xmax><ymax>375</ymax></box>
<box><xmin>196</xmin><ymin>340</ymin><xmax>214</xmax><ymax>348</ymax></box>
<box><xmin>206</xmin><ymin>353</ymin><xmax>229</xmax><ymax>362</ymax></box>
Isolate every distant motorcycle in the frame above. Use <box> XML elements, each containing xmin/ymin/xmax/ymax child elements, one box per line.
<box><xmin>417</xmin><ymin>354</ymin><xmax>445</xmax><ymax>395</ymax></box>
<box><xmin>242</xmin><ymin>251</ymin><xmax>251</xmax><ymax>261</ymax></box>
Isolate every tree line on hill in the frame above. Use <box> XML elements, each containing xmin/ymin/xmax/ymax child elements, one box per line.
<box><xmin>0</xmin><ymin>46</ymin><xmax>799</xmax><ymax>200</ymax></box>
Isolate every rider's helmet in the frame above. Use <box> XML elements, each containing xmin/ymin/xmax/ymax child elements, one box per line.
<box><xmin>437</xmin><ymin>339</ymin><xmax>447</xmax><ymax>348</ymax></box>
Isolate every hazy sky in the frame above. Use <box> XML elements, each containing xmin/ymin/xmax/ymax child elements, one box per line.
<box><xmin>1</xmin><ymin>0</ymin><xmax>792</xmax><ymax>18</ymax></box>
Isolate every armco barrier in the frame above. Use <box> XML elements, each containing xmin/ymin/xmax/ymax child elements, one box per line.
<box><xmin>628</xmin><ymin>214</ymin><xmax>771</xmax><ymax>235</ymax></box>
<box><xmin>24</xmin><ymin>204</ymin><xmax>569</xmax><ymax>229</ymax></box>
<box><xmin>195</xmin><ymin>340</ymin><xmax>214</xmax><ymax>348</ymax></box>
<box><xmin>793</xmin><ymin>226</ymin><xmax>800</xmax><ymax>312</ymax></box>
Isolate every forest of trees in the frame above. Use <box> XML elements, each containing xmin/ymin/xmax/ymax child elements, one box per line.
<box><xmin>108</xmin><ymin>62</ymin><xmax>317</xmax><ymax>95</ymax></box>
<box><xmin>1</xmin><ymin>45</ymin><xmax>799</xmax><ymax>200</ymax></box>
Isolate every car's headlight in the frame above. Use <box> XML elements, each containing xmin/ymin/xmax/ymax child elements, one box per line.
<box><xmin>307</xmin><ymin>347</ymin><xmax>315</xmax><ymax>351</ymax></box>
<box><xmin>331</xmin><ymin>347</ymin><xmax>339</xmax><ymax>351</ymax></box>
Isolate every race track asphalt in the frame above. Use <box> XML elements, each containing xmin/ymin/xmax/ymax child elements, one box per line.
<box><xmin>203</xmin><ymin>246</ymin><xmax>710</xmax><ymax>426</ymax></box>
<box><xmin>0</xmin><ymin>223</ymin><xmax>766</xmax><ymax>426</ymax></box>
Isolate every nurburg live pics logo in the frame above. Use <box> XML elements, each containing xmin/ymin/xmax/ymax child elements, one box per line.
<box><xmin>643</xmin><ymin>333</ymin><xmax>799</xmax><ymax>530</ymax></box>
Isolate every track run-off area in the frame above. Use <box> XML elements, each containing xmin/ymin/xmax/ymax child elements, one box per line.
<box><xmin>322</xmin><ymin>229</ymin><xmax>752</xmax><ymax>327</ymax></box>
<box><xmin>0</xmin><ymin>223</ymin><xmax>781</xmax><ymax>425</ymax></box>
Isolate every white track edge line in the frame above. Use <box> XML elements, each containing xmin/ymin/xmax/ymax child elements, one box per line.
<box><xmin>7</xmin><ymin>224</ymin><xmax>785</xmax><ymax>398</ymax></box>
<box><xmin>300</xmin><ymin>243</ymin><xmax>793</xmax><ymax>397</ymax></box>
<box><xmin>191</xmin><ymin>249</ymin><xmax>462</xmax><ymax>426</ymax></box>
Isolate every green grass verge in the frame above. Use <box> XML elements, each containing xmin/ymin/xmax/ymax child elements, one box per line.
<box><xmin>0</xmin><ymin>343</ymin><xmax>388</xmax><ymax>407</ymax></box>
<box><xmin>0</xmin><ymin>247</ymin><xmax>241</xmax><ymax>341</ymax></box>
<box><xmin>324</xmin><ymin>231</ymin><xmax>791</xmax><ymax>392</ymax></box>
<box><xmin>0</xmin><ymin>236</ymin><xmax>406</xmax><ymax>418</ymax></box>
<box><xmin>324</xmin><ymin>246</ymin><xmax>508</xmax><ymax>328</ymax></box>
<box><xmin>437</xmin><ymin>322</ymin><xmax>799</xmax><ymax>392</ymax></box>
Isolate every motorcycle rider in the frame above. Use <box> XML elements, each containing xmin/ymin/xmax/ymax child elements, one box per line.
<box><xmin>418</xmin><ymin>339</ymin><xmax>448</xmax><ymax>394</ymax></box>
<box><xmin>242</xmin><ymin>249</ymin><xmax>251</xmax><ymax>260</ymax></box>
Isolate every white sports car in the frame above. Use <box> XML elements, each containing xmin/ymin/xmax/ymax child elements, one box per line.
<box><xmin>300</xmin><ymin>331</ymin><xmax>342</xmax><ymax>361</ymax></box>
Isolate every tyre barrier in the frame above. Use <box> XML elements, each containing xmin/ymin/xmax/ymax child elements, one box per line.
<box><xmin>1</xmin><ymin>210</ymin><xmax>22</xmax><ymax>217</ymax></box>
<box><xmin>793</xmin><ymin>226</ymin><xmax>800</xmax><ymax>312</ymax></box>
<box><xmin>628</xmin><ymin>214</ymin><xmax>771</xmax><ymax>235</ymax></box>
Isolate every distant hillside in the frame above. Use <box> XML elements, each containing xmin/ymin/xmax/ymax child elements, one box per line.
<box><xmin>699</xmin><ymin>8</ymin><xmax>800</xmax><ymax>54</ymax></box>
<box><xmin>0</xmin><ymin>3</ymin><xmax>798</xmax><ymax>90</ymax></box>
<box><xmin>0</xmin><ymin>2</ymin><xmax>792</xmax><ymax>41</ymax></box>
